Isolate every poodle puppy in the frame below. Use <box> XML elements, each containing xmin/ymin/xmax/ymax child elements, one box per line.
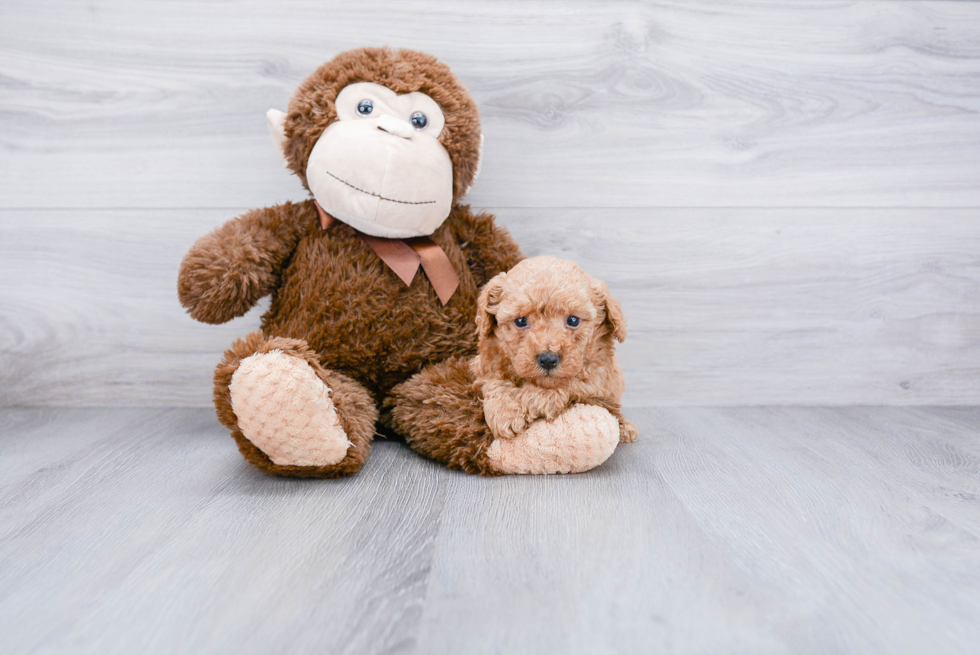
<box><xmin>473</xmin><ymin>255</ymin><xmax>639</xmax><ymax>443</ymax></box>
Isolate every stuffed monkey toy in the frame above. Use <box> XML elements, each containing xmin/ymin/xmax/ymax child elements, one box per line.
<box><xmin>178</xmin><ymin>47</ymin><xmax>623</xmax><ymax>477</ymax></box>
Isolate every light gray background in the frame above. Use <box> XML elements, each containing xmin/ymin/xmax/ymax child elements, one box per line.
<box><xmin>1</xmin><ymin>2</ymin><xmax>979</xmax><ymax>655</ymax></box>
<box><xmin>2</xmin><ymin>0</ymin><xmax>979</xmax><ymax>407</ymax></box>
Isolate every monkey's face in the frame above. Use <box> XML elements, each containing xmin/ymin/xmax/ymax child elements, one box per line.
<box><xmin>305</xmin><ymin>83</ymin><xmax>454</xmax><ymax>238</ymax></box>
<box><xmin>268</xmin><ymin>48</ymin><xmax>484</xmax><ymax>240</ymax></box>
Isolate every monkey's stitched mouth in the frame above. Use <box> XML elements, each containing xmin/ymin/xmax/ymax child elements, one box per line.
<box><xmin>325</xmin><ymin>171</ymin><xmax>437</xmax><ymax>206</ymax></box>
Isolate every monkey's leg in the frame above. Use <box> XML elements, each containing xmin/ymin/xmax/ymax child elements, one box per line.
<box><xmin>385</xmin><ymin>357</ymin><xmax>500</xmax><ymax>476</ymax></box>
<box><xmin>214</xmin><ymin>331</ymin><xmax>377</xmax><ymax>477</ymax></box>
<box><xmin>387</xmin><ymin>358</ymin><xmax>621</xmax><ymax>476</ymax></box>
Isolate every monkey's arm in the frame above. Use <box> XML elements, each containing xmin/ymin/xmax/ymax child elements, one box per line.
<box><xmin>452</xmin><ymin>206</ymin><xmax>525</xmax><ymax>287</ymax></box>
<box><xmin>177</xmin><ymin>202</ymin><xmax>310</xmax><ymax>324</ymax></box>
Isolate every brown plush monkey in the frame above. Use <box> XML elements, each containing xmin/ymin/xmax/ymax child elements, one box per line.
<box><xmin>178</xmin><ymin>47</ymin><xmax>623</xmax><ymax>477</ymax></box>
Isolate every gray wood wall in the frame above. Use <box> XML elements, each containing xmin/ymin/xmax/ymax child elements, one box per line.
<box><xmin>2</xmin><ymin>0</ymin><xmax>979</xmax><ymax>407</ymax></box>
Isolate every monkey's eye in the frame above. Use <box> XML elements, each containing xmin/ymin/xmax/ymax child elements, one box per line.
<box><xmin>566</xmin><ymin>316</ymin><xmax>581</xmax><ymax>328</ymax></box>
<box><xmin>357</xmin><ymin>99</ymin><xmax>374</xmax><ymax>116</ymax></box>
<box><xmin>514</xmin><ymin>317</ymin><xmax>529</xmax><ymax>329</ymax></box>
<box><xmin>410</xmin><ymin>112</ymin><xmax>428</xmax><ymax>130</ymax></box>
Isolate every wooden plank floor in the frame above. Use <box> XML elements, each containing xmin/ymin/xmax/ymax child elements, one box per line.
<box><xmin>2</xmin><ymin>407</ymin><xmax>978</xmax><ymax>654</ymax></box>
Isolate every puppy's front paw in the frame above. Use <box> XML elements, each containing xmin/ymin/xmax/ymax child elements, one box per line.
<box><xmin>496</xmin><ymin>416</ymin><xmax>530</xmax><ymax>440</ymax></box>
<box><xmin>619</xmin><ymin>419</ymin><xmax>639</xmax><ymax>443</ymax></box>
<box><xmin>525</xmin><ymin>388</ymin><xmax>570</xmax><ymax>421</ymax></box>
<box><xmin>483</xmin><ymin>394</ymin><xmax>529</xmax><ymax>440</ymax></box>
<box><xmin>486</xmin><ymin>411</ymin><xmax>529</xmax><ymax>440</ymax></box>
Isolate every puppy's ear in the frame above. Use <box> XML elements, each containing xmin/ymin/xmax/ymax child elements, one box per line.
<box><xmin>592</xmin><ymin>279</ymin><xmax>627</xmax><ymax>342</ymax></box>
<box><xmin>476</xmin><ymin>272</ymin><xmax>506</xmax><ymax>341</ymax></box>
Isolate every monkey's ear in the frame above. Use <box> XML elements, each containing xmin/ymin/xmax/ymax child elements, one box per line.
<box><xmin>593</xmin><ymin>279</ymin><xmax>627</xmax><ymax>342</ymax></box>
<box><xmin>266</xmin><ymin>109</ymin><xmax>290</xmax><ymax>168</ymax></box>
<box><xmin>476</xmin><ymin>272</ymin><xmax>506</xmax><ymax>342</ymax></box>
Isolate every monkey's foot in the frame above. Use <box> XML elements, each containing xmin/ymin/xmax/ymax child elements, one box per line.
<box><xmin>486</xmin><ymin>404</ymin><xmax>620</xmax><ymax>475</ymax></box>
<box><xmin>229</xmin><ymin>350</ymin><xmax>351</xmax><ymax>466</ymax></box>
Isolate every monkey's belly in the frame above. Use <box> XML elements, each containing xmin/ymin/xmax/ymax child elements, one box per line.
<box><xmin>261</xmin><ymin>250</ymin><xmax>479</xmax><ymax>396</ymax></box>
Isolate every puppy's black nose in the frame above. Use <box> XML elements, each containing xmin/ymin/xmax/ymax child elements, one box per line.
<box><xmin>537</xmin><ymin>351</ymin><xmax>561</xmax><ymax>371</ymax></box>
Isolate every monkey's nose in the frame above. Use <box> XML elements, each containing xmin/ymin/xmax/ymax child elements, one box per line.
<box><xmin>537</xmin><ymin>351</ymin><xmax>561</xmax><ymax>371</ymax></box>
<box><xmin>377</xmin><ymin>114</ymin><xmax>414</xmax><ymax>139</ymax></box>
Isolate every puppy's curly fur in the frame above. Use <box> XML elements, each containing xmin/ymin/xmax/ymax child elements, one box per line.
<box><xmin>473</xmin><ymin>256</ymin><xmax>638</xmax><ymax>443</ymax></box>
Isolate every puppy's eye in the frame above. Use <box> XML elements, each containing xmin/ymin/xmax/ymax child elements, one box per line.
<box><xmin>514</xmin><ymin>317</ymin><xmax>529</xmax><ymax>328</ymax></box>
<box><xmin>357</xmin><ymin>99</ymin><xmax>374</xmax><ymax>115</ymax></box>
<box><xmin>410</xmin><ymin>112</ymin><xmax>428</xmax><ymax>130</ymax></box>
<box><xmin>566</xmin><ymin>316</ymin><xmax>581</xmax><ymax>328</ymax></box>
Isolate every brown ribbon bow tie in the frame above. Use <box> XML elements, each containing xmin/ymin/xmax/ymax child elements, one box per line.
<box><xmin>314</xmin><ymin>201</ymin><xmax>459</xmax><ymax>305</ymax></box>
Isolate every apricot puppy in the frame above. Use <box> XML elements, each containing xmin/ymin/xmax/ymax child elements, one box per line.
<box><xmin>473</xmin><ymin>255</ymin><xmax>639</xmax><ymax>443</ymax></box>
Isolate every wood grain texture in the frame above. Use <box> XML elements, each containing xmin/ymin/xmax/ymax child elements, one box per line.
<box><xmin>2</xmin><ymin>208</ymin><xmax>978</xmax><ymax>407</ymax></box>
<box><xmin>0</xmin><ymin>408</ymin><xmax>448</xmax><ymax>655</ymax></box>
<box><xmin>1</xmin><ymin>407</ymin><xmax>978</xmax><ymax>654</ymax></box>
<box><xmin>415</xmin><ymin>405</ymin><xmax>980</xmax><ymax>654</ymax></box>
<box><xmin>1</xmin><ymin>0</ymin><xmax>979</xmax><ymax>406</ymax></box>
<box><xmin>1</xmin><ymin>0</ymin><xmax>978</xmax><ymax>209</ymax></box>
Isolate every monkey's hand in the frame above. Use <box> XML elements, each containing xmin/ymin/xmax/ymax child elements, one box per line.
<box><xmin>177</xmin><ymin>205</ymin><xmax>304</xmax><ymax>324</ymax></box>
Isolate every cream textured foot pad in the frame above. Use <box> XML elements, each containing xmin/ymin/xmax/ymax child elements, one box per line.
<box><xmin>229</xmin><ymin>350</ymin><xmax>351</xmax><ymax>466</ymax></box>
<box><xmin>486</xmin><ymin>403</ymin><xmax>620</xmax><ymax>475</ymax></box>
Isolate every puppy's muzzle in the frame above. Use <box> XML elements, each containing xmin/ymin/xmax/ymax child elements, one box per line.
<box><xmin>536</xmin><ymin>351</ymin><xmax>561</xmax><ymax>372</ymax></box>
